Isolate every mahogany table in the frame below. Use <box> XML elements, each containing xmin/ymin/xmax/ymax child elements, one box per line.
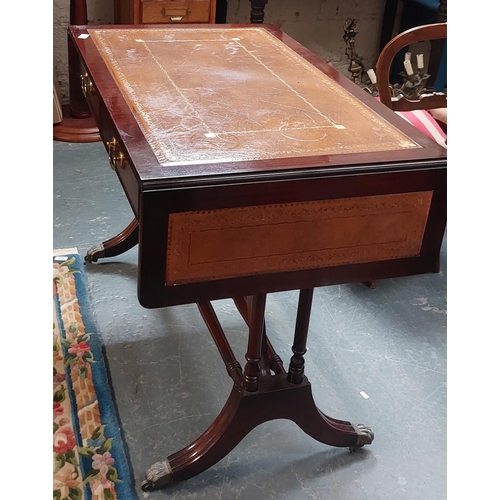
<box><xmin>69</xmin><ymin>23</ymin><xmax>446</xmax><ymax>491</ymax></box>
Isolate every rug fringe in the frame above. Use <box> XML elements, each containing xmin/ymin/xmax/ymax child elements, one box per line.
<box><xmin>53</xmin><ymin>247</ymin><xmax>79</xmax><ymax>256</ymax></box>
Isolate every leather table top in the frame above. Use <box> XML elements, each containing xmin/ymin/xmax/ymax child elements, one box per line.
<box><xmin>88</xmin><ymin>26</ymin><xmax>418</xmax><ymax>167</ymax></box>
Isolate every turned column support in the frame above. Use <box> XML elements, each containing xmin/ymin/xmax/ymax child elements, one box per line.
<box><xmin>243</xmin><ymin>294</ymin><xmax>267</xmax><ymax>391</ymax></box>
<box><xmin>197</xmin><ymin>301</ymin><xmax>243</xmax><ymax>385</ymax></box>
<box><xmin>249</xmin><ymin>0</ymin><xmax>268</xmax><ymax>23</ymax></box>
<box><xmin>140</xmin><ymin>290</ymin><xmax>374</xmax><ymax>492</ymax></box>
<box><xmin>54</xmin><ymin>0</ymin><xmax>100</xmax><ymax>142</ymax></box>
<box><xmin>234</xmin><ymin>296</ymin><xmax>285</xmax><ymax>376</ymax></box>
<box><xmin>288</xmin><ymin>289</ymin><xmax>314</xmax><ymax>384</ymax></box>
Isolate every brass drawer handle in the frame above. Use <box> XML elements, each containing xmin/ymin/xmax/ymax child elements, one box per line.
<box><xmin>80</xmin><ymin>73</ymin><xmax>93</xmax><ymax>98</ymax></box>
<box><xmin>106</xmin><ymin>138</ymin><xmax>125</xmax><ymax>171</ymax></box>
<box><xmin>160</xmin><ymin>7</ymin><xmax>188</xmax><ymax>22</ymax></box>
<box><xmin>112</xmin><ymin>152</ymin><xmax>125</xmax><ymax>170</ymax></box>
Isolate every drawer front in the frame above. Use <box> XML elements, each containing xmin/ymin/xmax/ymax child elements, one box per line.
<box><xmin>100</xmin><ymin>126</ymin><xmax>141</xmax><ymax>217</ymax></box>
<box><xmin>79</xmin><ymin>63</ymin><xmax>101</xmax><ymax>125</ymax></box>
<box><xmin>141</xmin><ymin>0</ymin><xmax>212</xmax><ymax>23</ymax></box>
<box><xmin>78</xmin><ymin>63</ymin><xmax>141</xmax><ymax>216</ymax></box>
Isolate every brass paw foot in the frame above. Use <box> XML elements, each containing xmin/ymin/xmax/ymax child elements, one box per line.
<box><xmin>349</xmin><ymin>423</ymin><xmax>374</xmax><ymax>453</ymax></box>
<box><xmin>141</xmin><ymin>460</ymin><xmax>174</xmax><ymax>492</ymax></box>
<box><xmin>84</xmin><ymin>244</ymin><xmax>105</xmax><ymax>263</ymax></box>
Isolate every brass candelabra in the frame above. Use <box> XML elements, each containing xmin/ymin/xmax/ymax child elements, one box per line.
<box><xmin>343</xmin><ymin>19</ymin><xmax>378</xmax><ymax>95</ymax></box>
<box><xmin>391</xmin><ymin>52</ymin><xmax>431</xmax><ymax>100</ymax></box>
<box><xmin>343</xmin><ymin>20</ymin><xmax>432</xmax><ymax>101</ymax></box>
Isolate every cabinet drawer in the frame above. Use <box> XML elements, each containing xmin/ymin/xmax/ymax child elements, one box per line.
<box><xmin>79</xmin><ymin>65</ymin><xmax>101</xmax><ymax>126</ymax></box>
<box><xmin>141</xmin><ymin>0</ymin><xmax>212</xmax><ymax>23</ymax></box>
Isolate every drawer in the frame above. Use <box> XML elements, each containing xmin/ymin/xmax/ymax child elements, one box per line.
<box><xmin>79</xmin><ymin>64</ymin><xmax>101</xmax><ymax>125</ymax></box>
<box><xmin>141</xmin><ymin>0</ymin><xmax>212</xmax><ymax>23</ymax></box>
<box><xmin>100</xmin><ymin>127</ymin><xmax>140</xmax><ymax>217</ymax></box>
<box><xmin>79</xmin><ymin>61</ymin><xmax>140</xmax><ymax>215</ymax></box>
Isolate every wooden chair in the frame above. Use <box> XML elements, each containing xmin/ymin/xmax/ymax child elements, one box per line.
<box><xmin>375</xmin><ymin>22</ymin><xmax>447</xmax><ymax>132</ymax></box>
<box><xmin>380</xmin><ymin>1</ymin><xmax>447</xmax><ymax>91</ymax></box>
<box><xmin>363</xmin><ymin>22</ymin><xmax>446</xmax><ymax>290</ymax></box>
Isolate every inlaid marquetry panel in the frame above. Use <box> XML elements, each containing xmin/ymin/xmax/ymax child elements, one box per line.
<box><xmin>166</xmin><ymin>191</ymin><xmax>433</xmax><ymax>284</ymax></box>
<box><xmin>88</xmin><ymin>27</ymin><xmax>418</xmax><ymax>166</ymax></box>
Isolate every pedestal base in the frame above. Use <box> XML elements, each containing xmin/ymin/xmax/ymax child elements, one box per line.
<box><xmin>86</xmin><ymin>225</ymin><xmax>375</xmax><ymax>493</ymax></box>
<box><xmin>141</xmin><ymin>375</ymin><xmax>374</xmax><ymax>491</ymax></box>
<box><xmin>53</xmin><ymin>104</ymin><xmax>101</xmax><ymax>143</ymax></box>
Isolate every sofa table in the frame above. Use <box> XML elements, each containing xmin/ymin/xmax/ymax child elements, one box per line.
<box><xmin>69</xmin><ymin>23</ymin><xmax>446</xmax><ymax>491</ymax></box>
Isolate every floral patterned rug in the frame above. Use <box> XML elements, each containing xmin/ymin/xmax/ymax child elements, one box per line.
<box><xmin>53</xmin><ymin>249</ymin><xmax>136</xmax><ymax>500</ymax></box>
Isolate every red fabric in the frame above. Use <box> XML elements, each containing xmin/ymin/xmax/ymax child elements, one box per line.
<box><xmin>375</xmin><ymin>97</ymin><xmax>447</xmax><ymax>149</ymax></box>
<box><xmin>395</xmin><ymin>108</ymin><xmax>447</xmax><ymax>149</ymax></box>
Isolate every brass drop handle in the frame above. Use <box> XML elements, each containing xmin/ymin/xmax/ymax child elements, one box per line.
<box><xmin>106</xmin><ymin>138</ymin><xmax>125</xmax><ymax>171</ymax></box>
<box><xmin>80</xmin><ymin>73</ymin><xmax>93</xmax><ymax>98</ymax></box>
<box><xmin>160</xmin><ymin>7</ymin><xmax>187</xmax><ymax>22</ymax></box>
<box><xmin>112</xmin><ymin>152</ymin><xmax>125</xmax><ymax>170</ymax></box>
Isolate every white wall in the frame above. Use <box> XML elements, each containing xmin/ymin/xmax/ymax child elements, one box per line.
<box><xmin>53</xmin><ymin>0</ymin><xmax>386</xmax><ymax>102</ymax></box>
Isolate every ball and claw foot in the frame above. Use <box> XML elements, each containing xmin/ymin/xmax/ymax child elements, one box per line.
<box><xmin>349</xmin><ymin>423</ymin><xmax>374</xmax><ymax>453</ymax></box>
<box><xmin>141</xmin><ymin>460</ymin><xmax>173</xmax><ymax>492</ymax></box>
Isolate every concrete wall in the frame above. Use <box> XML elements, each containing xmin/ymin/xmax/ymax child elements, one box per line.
<box><xmin>226</xmin><ymin>0</ymin><xmax>386</xmax><ymax>73</ymax></box>
<box><xmin>53</xmin><ymin>0</ymin><xmax>114</xmax><ymax>102</ymax></box>
<box><xmin>53</xmin><ymin>0</ymin><xmax>387</xmax><ymax>103</ymax></box>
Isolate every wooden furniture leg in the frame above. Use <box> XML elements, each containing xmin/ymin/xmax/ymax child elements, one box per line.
<box><xmin>53</xmin><ymin>0</ymin><xmax>100</xmax><ymax>143</ymax></box>
<box><xmin>84</xmin><ymin>219</ymin><xmax>139</xmax><ymax>263</ymax></box>
<box><xmin>233</xmin><ymin>296</ymin><xmax>286</xmax><ymax>376</ymax></box>
<box><xmin>249</xmin><ymin>0</ymin><xmax>268</xmax><ymax>23</ymax></box>
<box><xmin>140</xmin><ymin>291</ymin><xmax>374</xmax><ymax>492</ymax></box>
<box><xmin>288</xmin><ymin>288</ymin><xmax>314</xmax><ymax>384</ymax></box>
<box><xmin>197</xmin><ymin>301</ymin><xmax>243</xmax><ymax>385</ymax></box>
<box><xmin>243</xmin><ymin>294</ymin><xmax>267</xmax><ymax>391</ymax></box>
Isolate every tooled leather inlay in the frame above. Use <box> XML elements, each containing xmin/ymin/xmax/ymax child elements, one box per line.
<box><xmin>166</xmin><ymin>192</ymin><xmax>433</xmax><ymax>284</ymax></box>
<box><xmin>88</xmin><ymin>27</ymin><xmax>418</xmax><ymax>165</ymax></box>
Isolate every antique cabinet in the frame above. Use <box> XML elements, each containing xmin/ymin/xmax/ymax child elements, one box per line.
<box><xmin>114</xmin><ymin>0</ymin><xmax>217</xmax><ymax>24</ymax></box>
